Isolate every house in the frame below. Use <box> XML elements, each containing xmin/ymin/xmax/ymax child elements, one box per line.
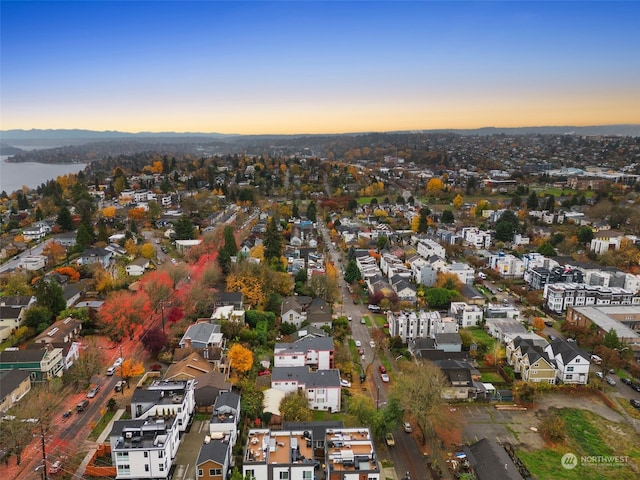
<box><xmin>485</xmin><ymin>318</ymin><xmax>528</xmax><ymax>343</ymax></box>
<box><xmin>462</xmin><ymin>438</ymin><xmax>524</xmax><ymax>480</ymax></box>
<box><xmin>434</xmin><ymin>359</ymin><xmax>477</xmax><ymax>400</ymax></box>
<box><xmin>274</xmin><ymin>336</ymin><xmax>335</xmax><ymax>370</ymax></box>
<box><xmin>271</xmin><ymin>367</ymin><xmax>342</xmax><ymax>412</ymax></box>
<box><xmin>179</xmin><ymin>322</ymin><xmax>225</xmax><ymax>350</ymax></box>
<box><xmin>196</xmin><ymin>439</ymin><xmax>232</xmax><ymax>480</ymax></box>
<box><xmin>130</xmin><ymin>379</ymin><xmax>195</xmax><ymax>433</ymax></box>
<box><xmin>280</xmin><ymin>296</ymin><xmax>310</xmax><ymax>328</ymax></box>
<box><xmin>109</xmin><ymin>417</ymin><xmax>181</xmax><ymax>479</ymax></box>
<box><xmin>0</xmin><ymin>370</ymin><xmax>32</xmax><ymax>413</ymax></box>
<box><xmin>324</xmin><ymin>427</ymin><xmax>381</xmax><ymax>480</ymax></box>
<box><xmin>0</xmin><ymin>346</ymin><xmax>65</xmax><ymax>381</ymax></box>
<box><xmin>192</xmin><ymin>372</ymin><xmax>232</xmax><ymax>410</ymax></box>
<box><xmin>210</xmin><ymin>304</ymin><xmax>245</xmax><ymax>323</ymax></box>
<box><xmin>306</xmin><ymin>298</ymin><xmax>332</xmax><ymax>328</ymax></box>
<box><xmin>506</xmin><ymin>336</ymin><xmax>555</xmax><ymax>384</ymax></box>
<box><xmin>242</xmin><ymin>429</ymin><xmax>320</xmax><ymax>480</ymax></box>
<box><xmin>450</xmin><ymin>302</ymin><xmax>483</xmax><ymax>328</ymax></box>
<box><xmin>544</xmin><ymin>339</ymin><xmax>590</xmax><ymax>385</ymax></box>
<box><xmin>434</xmin><ymin>332</ymin><xmax>462</xmax><ymax>352</ymax></box>
<box><xmin>34</xmin><ymin>316</ymin><xmax>82</xmax><ymax>344</ymax></box>
<box><xmin>164</xmin><ymin>352</ymin><xmax>215</xmax><ymax>381</ymax></box>
<box><xmin>213</xmin><ymin>291</ymin><xmax>244</xmax><ymax>310</ymax></box>
<box><xmin>209</xmin><ymin>392</ymin><xmax>241</xmax><ymax>446</ymax></box>
<box><xmin>22</xmin><ymin>221</ymin><xmax>52</xmax><ymax>241</ymax></box>
<box><xmin>125</xmin><ymin>257</ymin><xmax>150</xmax><ymax>276</ymax></box>
<box><xmin>77</xmin><ymin>247</ymin><xmax>113</xmax><ymax>268</ymax></box>
<box><xmin>0</xmin><ymin>304</ymin><xmax>28</xmax><ymax>342</ymax></box>
<box><xmin>26</xmin><ymin>341</ymin><xmax>81</xmax><ymax>370</ymax></box>
<box><xmin>18</xmin><ymin>255</ymin><xmax>47</xmax><ymax>271</ymax></box>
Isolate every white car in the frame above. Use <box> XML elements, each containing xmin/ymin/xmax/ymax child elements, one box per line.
<box><xmin>347</xmin><ymin>315</ymin><xmax>353</xmax><ymax>322</ymax></box>
<box><xmin>340</xmin><ymin>379</ymin><xmax>351</xmax><ymax>388</ymax></box>
<box><xmin>355</xmin><ymin>340</ymin><xmax>362</xmax><ymax>347</ymax></box>
<box><xmin>369</xmin><ymin>340</ymin><xmax>376</xmax><ymax>348</ymax></box>
<box><xmin>113</xmin><ymin>357</ymin><xmax>124</xmax><ymax>367</ymax></box>
<box><xmin>381</xmin><ymin>373</ymin><xmax>390</xmax><ymax>382</ymax></box>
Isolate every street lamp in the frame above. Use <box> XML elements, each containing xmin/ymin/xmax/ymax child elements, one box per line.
<box><xmin>156</xmin><ymin>301</ymin><xmax>172</xmax><ymax>334</ymax></box>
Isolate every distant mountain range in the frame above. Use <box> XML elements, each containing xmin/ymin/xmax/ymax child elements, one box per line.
<box><xmin>1</xmin><ymin>125</ymin><xmax>638</xmax><ymax>151</ymax></box>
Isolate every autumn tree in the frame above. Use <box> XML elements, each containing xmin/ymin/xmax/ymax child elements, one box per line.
<box><xmin>98</xmin><ymin>290</ymin><xmax>150</xmax><ymax>341</ymax></box>
<box><xmin>453</xmin><ymin>194</ymin><xmax>463</xmax><ymax>209</ymax></box>
<box><xmin>102</xmin><ymin>205</ymin><xmax>116</xmax><ymax>218</ymax></box>
<box><xmin>120</xmin><ymin>359</ymin><xmax>145</xmax><ymax>383</ymax></box>
<box><xmin>63</xmin><ymin>346</ymin><xmax>104</xmax><ymax>391</ymax></box>
<box><xmin>280</xmin><ymin>391</ymin><xmax>313</xmax><ymax>422</ymax></box>
<box><xmin>426</xmin><ymin>177</ymin><xmax>445</xmax><ymax>197</ymax></box>
<box><xmin>391</xmin><ymin>360</ymin><xmax>447</xmax><ymax>445</ymax></box>
<box><xmin>142</xmin><ymin>327</ymin><xmax>169</xmax><ymax>356</ymax></box>
<box><xmin>532</xmin><ymin>317</ymin><xmax>545</xmax><ymax>334</ymax></box>
<box><xmin>42</xmin><ymin>241</ymin><xmax>66</xmax><ymax>265</ymax></box>
<box><xmin>139</xmin><ymin>242</ymin><xmax>155</xmax><ymax>259</ymax></box>
<box><xmin>53</xmin><ymin>266</ymin><xmax>80</xmax><ymax>282</ymax></box>
<box><xmin>436</xmin><ymin>272</ymin><xmax>463</xmax><ymax>292</ymax></box>
<box><xmin>228</xmin><ymin>343</ymin><xmax>254</xmax><ymax>376</ymax></box>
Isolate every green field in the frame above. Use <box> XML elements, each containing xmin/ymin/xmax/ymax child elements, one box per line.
<box><xmin>518</xmin><ymin>409</ymin><xmax>640</xmax><ymax>480</ymax></box>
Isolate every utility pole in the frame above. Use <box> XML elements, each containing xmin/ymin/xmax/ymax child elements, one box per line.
<box><xmin>39</xmin><ymin>422</ymin><xmax>48</xmax><ymax>480</ymax></box>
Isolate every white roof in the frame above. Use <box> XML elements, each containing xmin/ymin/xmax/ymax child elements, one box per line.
<box><xmin>263</xmin><ymin>388</ymin><xmax>287</xmax><ymax>416</ymax></box>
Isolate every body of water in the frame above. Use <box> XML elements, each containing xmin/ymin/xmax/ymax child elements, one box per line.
<box><xmin>0</xmin><ymin>156</ymin><xmax>88</xmax><ymax>194</ymax></box>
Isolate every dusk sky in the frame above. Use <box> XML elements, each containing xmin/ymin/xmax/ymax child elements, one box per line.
<box><xmin>1</xmin><ymin>1</ymin><xmax>639</xmax><ymax>135</ymax></box>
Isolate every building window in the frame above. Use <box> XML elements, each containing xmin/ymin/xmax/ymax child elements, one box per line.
<box><xmin>567</xmin><ymin>366</ymin><xmax>574</xmax><ymax>372</ymax></box>
<box><xmin>245</xmin><ymin>469</ymin><xmax>255</xmax><ymax>479</ymax></box>
<box><xmin>210</xmin><ymin>468</ymin><xmax>222</xmax><ymax>475</ymax></box>
<box><xmin>144</xmin><ymin>452</ymin><xmax>148</xmax><ymax>458</ymax></box>
<box><xmin>566</xmin><ymin>374</ymin><xmax>573</xmax><ymax>380</ymax></box>
<box><xmin>145</xmin><ymin>465</ymin><xmax>149</xmax><ymax>472</ymax></box>
<box><xmin>159</xmin><ymin>464</ymin><xmax>164</xmax><ymax>472</ymax></box>
<box><xmin>303</xmin><ymin>471</ymin><xmax>312</xmax><ymax>479</ymax></box>
<box><xmin>198</xmin><ymin>469</ymin><xmax>203</xmax><ymax>477</ymax></box>
<box><xmin>279</xmin><ymin>472</ymin><xmax>289</xmax><ymax>480</ymax></box>
<box><xmin>158</xmin><ymin>451</ymin><xmax>164</xmax><ymax>458</ymax></box>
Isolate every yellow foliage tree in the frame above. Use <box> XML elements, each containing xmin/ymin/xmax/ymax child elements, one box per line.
<box><xmin>453</xmin><ymin>194</ymin><xmax>463</xmax><ymax>209</ymax></box>
<box><xmin>373</xmin><ymin>209</ymin><xmax>388</xmax><ymax>218</ymax></box>
<box><xmin>120</xmin><ymin>359</ymin><xmax>145</xmax><ymax>380</ymax></box>
<box><xmin>532</xmin><ymin>317</ymin><xmax>545</xmax><ymax>333</ymax></box>
<box><xmin>226</xmin><ymin>271</ymin><xmax>266</xmax><ymax>308</ymax></box>
<box><xmin>124</xmin><ymin>238</ymin><xmax>138</xmax><ymax>256</ymax></box>
<box><xmin>250</xmin><ymin>244</ymin><xmax>264</xmax><ymax>261</ymax></box>
<box><xmin>228</xmin><ymin>343</ymin><xmax>254</xmax><ymax>375</ymax></box>
<box><xmin>128</xmin><ymin>207</ymin><xmax>146</xmax><ymax>221</ymax></box>
<box><xmin>139</xmin><ymin>243</ymin><xmax>155</xmax><ymax>259</ymax></box>
<box><xmin>426</xmin><ymin>178</ymin><xmax>445</xmax><ymax>196</ymax></box>
<box><xmin>411</xmin><ymin>215</ymin><xmax>420</xmax><ymax>232</ymax></box>
<box><xmin>152</xmin><ymin>160</ymin><xmax>163</xmax><ymax>173</ymax></box>
<box><xmin>43</xmin><ymin>241</ymin><xmax>66</xmax><ymax>264</ymax></box>
<box><xmin>102</xmin><ymin>206</ymin><xmax>116</xmax><ymax>218</ymax></box>
<box><xmin>278</xmin><ymin>204</ymin><xmax>293</xmax><ymax>219</ymax></box>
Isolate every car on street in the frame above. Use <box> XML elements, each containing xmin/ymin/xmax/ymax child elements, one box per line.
<box><xmin>385</xmin><ymin>433</ymin><xmax>395</xmax><ymax>446</ymax></box>
<box><xmin>621</xmin><ymin>378</ymin><xmax>632</xmax><ymax>385</ymax></box>
<box><xmin>358</xmin><ymin>347</ymin><xmax>365</xmax><ymax>355</ymax></box>
<box><xmin>355</xmin><ymin>340</ymin><xmax>362</xmax><ymax>347</ymax></box>
<box><xmin>369</xmin><ymin>340</ymin><xmax>375</xmax><ymax>348</ymax></box>
<box><xmin>76</xmin><ymin>400</ymin><xmax>89</xmax><ymax>412</ymax></box>
<box><xmin>403</xmin><ymin>422</ymin><xmax>412</xmax><ymax>433</ymax></box>
<box><xmin>62</xmin><ymin>410</ymin><xmax>72</xmax><ymax>420</ymax></box>
<box><xmin>106</xmin><ymin>366</ymin><xmax>116</xmax><ymax>376</ymax></box>
<box><xmin>630</xmin><ymin>399</ymin><xmax>640</xmax><ymax>409</ymax></box>
<box><xmin>379</xmin><ymin>365</ymin><xmax>387</xmax><ymax>374</ymax></box>
<box><xmin>348</xmin><ymin>315</ymin><xmax>353</xmax><ymax>322</ymax></box>
<box><xmin>87</xmin><ymin>384</ymin><xmax>101</xmax><ymax>398</ymax></box>
<box><xmin>113</xmin><ymin>357</ymin><xmax>124</xmax><ymax>367</ymax></box>
<box><xmin>381</xmin><ymin>373</ymin><xmax>390</xmax><ymax>382</ymax></box>
<box><xmin>340</xmin><ymin>379</ymin><xmax>351</xmax><ymax>388</ymax></box>
<box><xmin>595</xmin><ymin>371</ymin><xmax>604</xmax><ymax>379</ymax></box>
<box><xmin>368</xmin><ymin>304</ymin><xmax>381</xmax><ymax>312</ymax></box>
<box><xmin>605</xmin><ymin>376</ymin><xmax>616</xmax><ymax>386</ymax></box>
<box><xmin>360</xmin><ymin>317</ymin><xmax>366</xmax><ymax>324</ymax></box>
<box><xmin>632</xmin><ymin>383</ymin><xmax>640</xmax><ymax>393</ymax></box>
<box><xmin>114</xmin><ymin>380</ymin><xmax>126</xmax><ymax>392</ymax></box>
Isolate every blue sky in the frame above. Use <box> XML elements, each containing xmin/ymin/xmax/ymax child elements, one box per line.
<box><xmin>1</xmin><ymin>1</ymin><xmax>639</xmax><ymax>134</ymax></box>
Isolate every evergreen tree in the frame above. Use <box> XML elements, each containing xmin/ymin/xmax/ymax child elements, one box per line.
<box><xmin>292</xmin><ymin>203</ymin><xmax>299</xmax><ymax>219</ymax></box>
<box><xmin>35</xmin><ymin>206</ymin><xmax>43</xmax><ymax>221</ymax></box>
<box><xmin>263</xmin><ymin>217</ymin><xmax>282</xmax><ymax>260</ymax></box>
<box><xmin>97</xmin><ymin>220</ymin><xmax>109</xmax><ymax>243</ymax></box>
<box><xmin>174</xmin><ymin>215</ymin><xmax>195</xmax><ymax>240</ymax></box>
<box><xmin>76</xmin><ymin>222</ymin><xmax>94</xmax><ymax>249</ymax></box>
<box><xmin>441</xmin><ymin>209</ymin><xmax>455</xmax><ymax>224</ymax></box>
<box><xmin>223</xmin><ymin>226</ymin><xmax>238</xmax><ymax>256</ymax></box>
<box><xmin>306</xmin><ymin>201</ymin><xmax>317</xmax><ymax>222</ymax></box>
<box><xmin>34</xmin><ymin>280</ymin><xmax>66</xmax><ymax>318</ymax></box>
<box><xmin>526</xmin><ymin>191</ymin><xmax>539</xmax><ymax>210</ymax></box>
<box><xmin>344</xmin><ymin>259</ymin><xmax>362</xmax><ymax>284</ymax></box>
<box><xmin>56</xmin><ymin>206</ymin><xmax>74</xmax><ymax>231</ymax></box>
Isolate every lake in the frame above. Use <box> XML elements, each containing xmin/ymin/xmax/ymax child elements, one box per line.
<box><xmin>0</xmin><ymin>156</ymin><xmax>88</xmax><ymax>194</ymax></box>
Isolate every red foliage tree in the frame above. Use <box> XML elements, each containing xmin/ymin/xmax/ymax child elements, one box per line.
<box><xmin>141</xmin><ymin>327</ymin><xmax>168</xmax><ymax>356</ymax></box>
<box><xmin>98</xmin><ymin>291</ymin><xmax>151</xmax><ymax>341</ymax></box>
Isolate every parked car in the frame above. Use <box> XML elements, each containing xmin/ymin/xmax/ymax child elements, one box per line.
<box><xmin>368</xmin><ymin>304</ymin><xmax>381</xmax><ymax>312</ymax></box>
<box><xmin>106</xmin><ymin>366</ymin><xmax>116</xmax><ymax>376</ymax></box>
<box><xmin>369</xmin><ymin>340</ymin><xmax>376</xmax><ymax>348</ymax></box>
<box><xmin>385</xmin><ymin>433</ymin><xmax>395</xmax><ymax>446</ymax></box>
<box><xmin>76</xmin><ymin>400</ymin><xmax>89</xmax><ymax>412</ymax></box>
<box><xmin>403</xmin><ymin>422</ymin><xmax>412</xmax><ymax>433</ymax></box>
<box><xmin>347</xmin><ymin>315</ymin><xmax>353</xmax><ymax>322</ymax></box>
<box><xmin>355</xmin><ymin>340</ymin><xmax>362</xmax><ymax>347</ymax></box>
<box><xmin>87</xmin><ymin>384</ymin><xmax>101</xmax><ymax>398</ymax></box>
<box><xmin>340</xmin><ymin>379</ymin><xmax>352</xmax><ymax>388</ymax></box>
<box><xmin>360</xmin><ymin>318</ymin><xmax>366</xmax><ymax>324</ymax></box>
<box><xmin>49</xmin><ymin>460</ymin><xmax>62</xmax><ymax>474</ymax></box>
<box><xmin>621</xmin><ymin>378</ymin><xmax>632</xmax><ymax>385</ymax></box>
<box><xmin>630</xmin><ymin>399</ymin><xmax>640</xmax><ymax>409</ymax></box>
<box><xmin>62</xmin><ymin>410</ymin><xmax>72</xmax><ymax>420</ymax></box>
<box><xmin>605</xmin><ymin>376</ymin><xmax>616</xmax><ymax>386</ymax></box>
<box><xmin>381</xmin><ymin>373</ymin><xmax>390</xmax><ymax>383</ymax></box>
<box><xmin>379</xmin><ymin>365</ymin><xmax>387</xmax><ymax>374</ymax></box>
<box><xmin>114</xmin><ymin>380</ymin><xmax>126</xmax><ymax>392</ymax></box>
<box><xmin>632</xmin><ymin>383</ymin><xmax>640</xmax><ymax>393</ymax></box>
<box><xmin>358</xmin><ymin>347</ymin><xmax>365</xmax><ymax>355</ymax></box>
<box><xmin>595</xmin><ymin>371</ymin><xmax>604</xmax><ymax>379</ymax></box>
<box><xmin>544</xmin><ymin>321</ymin><xmax>554</xmax><ymax>327</ymax></box>
<box><xmin>113</xmin><ymin>357</ymin><xmax>124</xmax><ymax>367</ymax></box>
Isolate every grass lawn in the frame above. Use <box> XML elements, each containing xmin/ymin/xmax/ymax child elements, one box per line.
<box><xmin>518</xmin><ymin>408</ymin><xmax>640</xmax><ymax>480</ymax></box>
<box><xmin>464</xmin><ymin>327</ymin><xmax>496</xmax><ymax>351</ymax></box>
<box><xmin>88</xmin><ymin>409</ymin><xmax>116</xmax><ymax>441</ymax></box>
<box><xmin>480</xmin><ymin>371</ymin><xmax>503</xmax><ymax>383</ymax></box>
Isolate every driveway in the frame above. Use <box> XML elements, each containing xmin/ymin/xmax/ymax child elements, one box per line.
<box><xmin>172</xmin><ymin>419</ymin><xmax>209</xmax><ymax>480</ymax></box>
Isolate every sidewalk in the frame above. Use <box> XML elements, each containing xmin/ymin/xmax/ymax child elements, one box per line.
<box><xmin>75</xmin><ymin>408</ymin><xmax>125</xmax><ymax>477</ymax></box>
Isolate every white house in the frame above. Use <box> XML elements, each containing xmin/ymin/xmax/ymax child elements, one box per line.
<box><xmin>274</xmin><ymin>336</ymin><xmax>334</xmax><ymax>370</ymax></box>
<box><xmin>125</xmin><ymin>257</ymin><xmax>150</xmax><ymax>276</ymax></box>
<box><xmin>450</xmin><ymin>302</ymin><xmax>483</xmax><ymax>328</ymax></box>
<box><xmin>209</xmin><ymin>392</ymin><xmax>241</xmax><ymax>447</ymax></box>
<box><xmin>130</xmin><ymin>379</ymin><xmax>196</xmax><ymax>434</ymax></box>
<box><xmin>544</xmin><ymin>339</ymin><xmax>590</xmax><ymax>385</ymax></box>
<box><xmin>19</xmin><ymin>255</ymin><xmax>46</xmax><ymax>271</ymax></box>
<box><xmin>271</xmin><ymin>367</ymin><xmax>341</xmax><ymax>412</ymax></box>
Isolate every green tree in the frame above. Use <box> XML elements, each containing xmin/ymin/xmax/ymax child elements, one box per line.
<box><xmin>34</xmin><ymin>279</ymin><xmax>66</xmax><ymax>318</ymax></box>
<box><xmin>603</xmin><ymin>328</ymin><xmax>621</xmax><ymax>350</ymax></box>
<box><xmin>577</xmin><ymin>226</ymin><xmax>594</xmax><ymax>245</ymax></box>
<box><xmin>376</xmin><ymin>235</ymin><xmax>389</xmax><ymax>251</ymax></box>
<box><xmin>306</xmin><ymin>200</ymin><xmax>317</xmax><ymax>222</ymax></box>
<box><xmin>263</xmin><ymin>217</ymin><xmax>282</xmax><ymax>260</ymax></box>
<box><xmin>174</xmin><ymin>214</ymin><xmax>195</xmax><ymax>240</ymax></box>
<box><xmin>526</xmin><ymin>191</ymin><xmax>539</xmax><ymax>210</ymax></box>
<box><xmin>537</xmin><ymin>241</ymin><xmax>557</xmax><ymax>257</ymax></box>
<box><xmin>280</xmin><ymin>390</ymin><xmax>313</xmax><ymax>421</ymax></box>
<box><xmin>222</xmin><ymin>225</ymin><xmax>238</xmax><ymax>256</ymax></box>
<box><xmin>56</xmin><ymin>205</ymin><xmax>74</xmax><ymax>231</ymax></box>
<box><xmin>344</xmin><ymin>259</ymin><xmax>362</xmax><ymax>284</ymax></box>
<box><xmin>424</xmin><ymin>287</ymin><xmax>456</xmax><ymax>308</ymax></box>
<box><xmin>23</xmin><ymin>305</ymin><xmax>54</xmax><ymax>331</ymax></box>
<box><xmin>76</xmin><ymin>222</ymin><xmax>94</xmax><ymax>249</ymax></box>
<box><xmin>441</xmin><ymin>209</ymin><xmax>454</xmax><ymax>224</ymax></box>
